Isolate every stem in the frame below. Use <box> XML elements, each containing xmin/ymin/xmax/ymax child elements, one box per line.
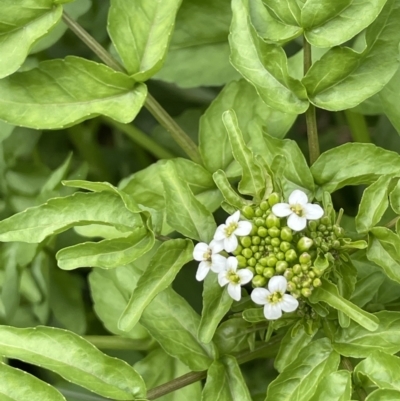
<box><xmin>341</xmin><ymin>357</ymin><xmax>368</xmax><ymax>401</ymax></box>
<box><xmin>386</xmin><ymin>216</ymin><xmax>400</xmax><ymax>229</ymax></box>
<box><xmin>102</xmin><ymin>117</ymin><xmax>175</xmax><ymax>160</ymax></box>
<box><xmin>61</xmin><ymin>11</ymin><xmax>202</xmax><ymax>164</ymax></box>
<box><xmin>344</xmin><ymin>110</ymin><xmax>372</xmax><ymax>143</ymax></box>
<box><xmin>303</xmin><ymin>38</ymin><xmax>320</xmax><ymax>165</ymax></box>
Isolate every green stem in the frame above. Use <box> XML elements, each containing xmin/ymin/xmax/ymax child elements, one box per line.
<box><xmin>341</xmin><ymin>357</ymin><xmax>367</xmax><ymax>401</ymax></box>
<box><xmin>344</xmin><ymin>110</ymin><xmax>372</xmax><ymax>143</ymax></box>
<box><xmin>102</xmin><ymin>117</ymin><xmax>175</xmax><ymax>160</ymax></box>
<box><xmin>303</xmin><ymin>38</ymin><xmax>320</xmax><ymax>165</ymax></box>
<box><xmin>61</xmin><ymin>11</ymin><xmax>202</xmax><ymax>165</ymax></box>
<box><xmin>386</xmin><ymin>216</ymin><xmax>399</xmax><ymax>229</ymax></box>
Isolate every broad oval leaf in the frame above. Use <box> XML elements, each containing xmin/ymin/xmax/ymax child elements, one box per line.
<box><xmin>263</xmin><ymin>0</ymin><xmax>301</xmax><ymax>26</ymax></box>
<box><xmin>0</xmin><ymin>191</ymin><xmax>143</xmax><ymax>243</ymax></box>
<box><xmin>379</xmin><ymin>64</ymin><xmax>400</xmax><ymax>133</ymax></box>
<box><xmin>0</xmin><ymin>0</ymin><xmax>62</xmax><ymax>78</ymax></box>
<box><xmin>366</xmin><ymin>389</ymin><xmax>400</xmax><ymax>401</ymax></box>
<box><xmin>0</xmin><ymin>326</ymin><xmax>146</xmax><ymax>400</ymax></box>
<box><xmin>229</xmin><ymin>0</ymin><xmax>308</xmax><ymax>114</ymax></box>
<box><xmin>0</xmin><ymin>363</ymin><xmax>66</xmax><ymax>401</ymax></box>
<box><xmin>308</xmin><ymin>370</ymin><xmax>352</xmax><ymax>401</ymax></box>
<box><xmin>108</xmin><ymin>0</ymin><xmax>182</xmax><ymax>80</ymax></box>
<box><xmin>333</xmin><ymin>311</ymin><xmax>400</xmax><ymax>357</ymax></box>
<box><xmin>389</xmin><ymin>179</ymin><xmax>400</xmax><ymax>214</ymax></box>
<box><xmin>119</xmin><ymin>239</ymin><xmax>193</xmax><ymax>332</ymax></box>
<box><xmin>265</xmin><ymin>338</ymin><xmax>340</xmax><ymax>401</ymax></box>
<box><xmin>0</xmin><ymin>56</ymin><xmax>147</xmax><ymax>129</ymax></box>
<box><xmin>303</xmin><ymin>0</ymin><xmax>400</xmax><ymax>111</ymax></box>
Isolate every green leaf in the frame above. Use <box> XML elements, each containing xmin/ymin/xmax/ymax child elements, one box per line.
<box><xmin>310</xmin><ymin>280</ymin><xmax>379</xmax><ymax>331</ymax></box>
<box><xmin>263</xmin><ymin>0</ymin><xmax>301</xmax><ymax>25</ymax></box>
<box><xmin>303</xmin><ymin>0</ymin><xmax>400</xmax><ymax>111</ymax></box>
<box><xmin>355</xmin><ymin>350</ymin><xmax>400</xmax><ymax>391</ymax></box>
<box><xmin>380</xmin><ymin>64</ymin><xmax>400</xmax><ymax>133</ymax></box>
<box><xmin>0</xmin><ymin>192</ymin><xmax>143</xmax><ymax>243</ymax></box>
<box><xmin>366</xmin><ymin>389</ymin><xmax>400</xmax><ymax>401</ymax></box>
<box><xmin>202</xmin><ymin>356</ymin><xmax>252</xmax><ymax>401</ymax></box>
<box><xmin>355</xmin><ymin>175</ymin><xmax>392</xmax><ymax>233</ymax></box>
<box><xmin>229</xmin><ymin>0</ymin><xmax>308</xmax><ymax>114</ymax></box>
<box><xmin>213</xmin><ymin>170</ymin><xmax>249</xmax><ymax>210</ymax></box>
<box><xmin>140</xmin><ymin>287</ymin><xmax>217</xmax><ymax>371</ymax></box>
<box><xmin>350</xmin><ymin>271</ymin><xmax>386</xmax><ymax>308</ymax></box>
<box><xmin>242</xmin><ymin>308</ymin><xmax>266</xmax><ymax>323</ymax></box>
<box><xmin>265</xmin><ymin>338</ymin><xmax>340</xmax><ymax>401</ymax></box>
<box><xmin>367</xmin><ymin>226</ymin><xmax>400</xmax><ymax>284</ymax></box>
<box><xmin>0</xmin><ymin>326</ymin><xmax>146</xmax><ymax>400</ymax></box>
<box><xmin>333</xmin><ymin>311</ymin><xmax>400</xmax><ymax>357</ymax></box>
<box><xmin>304</xmin><ymin>0</ymin><xmax>387</xmax><ymax>47</ymax></box>
<box><xmin>274</xmin><ymin>324</ymin><xmax>316</xmax><ymax>373</ymax></box>
<box><xmin>199</xmin><ymin>79</ymin><xmax>296</xmax><ymax>174</ymax></box>
<box><xmin>118</xmin><ymin>239</ymin><xmax>193</xmax><ymax>332</ymax></box>
<box><xmin>56</xmin><ymin>227</ymin><xmax>155</xmax><ymax>270</ymax></box>
<box><xmin>160</xmin><ymin>160</ymin><xmax>216</xmax><ymax>242</ymax></box>
<box><xmin>108</xmin><ymin>0</ymin><xmax>182</xmax><ymax>80</ymax></box>
<box><xmin>0</xmin><ymin>56</ymin><xmax>147</xmax><ymax>129</ymax></box>
<box><xmin>308</xmin><ymin>370</ymin><xmax>352</xmax><ymax>401</ymax></box>
<box><xmin>0</xmin><ymin>363</ymin><xmax>66</xmax><ymax>401</ymax></box>
<box><xmin>0</xmin><ymin>0</ymin><xmax>62</xmax><ymax>78</ymax></box>
<box><xmin>311</xmin><ymin>143</ymin><xmax>400</xmax><ymax>193</ymax></box>
<box><xmin>198</xmin><ymin>274</ymin><xmax>233</xmax><ymax>344</ymax></box>
<box><xmin>223</xmin><ymin>110</ymin><xmax>265</xmax><ymax>200</ymax></box>
<box><xmin>390</xmin><ymin>179</ymin><xmax>400</xmax><ymax>213</ymax></box>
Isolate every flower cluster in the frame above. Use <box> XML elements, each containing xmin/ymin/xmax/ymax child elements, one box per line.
<box><xmin>193</xmin><ymin>190</ymin><xmax>330</xmax><ymax>320</ymax></box>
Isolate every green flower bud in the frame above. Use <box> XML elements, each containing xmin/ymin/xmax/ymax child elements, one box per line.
<box><xmin>333</xmin><ymin>225</ymin><xmax>345</xmax><ymax>238</ymax></box>
<box><xmin>263</xmin><ymin>267</ymin><xmax>275</xmax><ymax>278</ymax></box>
<box><xmin>268</xmin><ymin>227</ymin><xmax>281</xmax><ymax>238</ymax></box>
<box><xmin>299</xmin><ymin>252</ymin><xmax>311</xmax><ymax>264</ymax></box>
<box><xmin>266</xmin><ymin>213</ymin><xmax>280</xmax><ymax>228</ymax></box>
<box><xmin>248</xmin><ymin>257</ymin><xmax>257</xmax><ymax>267</ymax></box>
<box><xmin>280</xmin><ymin>226</ymin><xmax>293</xmax><ymax>242</ymax></box>
<box><xmin>308</xmin><ymin>271</ymin><xmax>315</xmax><ymax>279</ymax></box>
<box><xmin>284</xmin><ymin>268</ymin><xmax>294</xmax><ymax>280</ymax></box>
<box><xmin>255</xmin><ymin>263</ymin><xmax>264</xmax><ymax>275</ymax></box>
<box><xmin>259</xmin><ymin>245</ymin><xmax>265</xmax><ymax>252</ymax></box>
<box><xmin>250</xmin><ymin>245</ymin><xmax>258</xmax><ymax>253</ymax></box>
<box><xmin>292</xmin><ymin>276</ymin><xmax>301</xmax><ymax>285</ymax></box>
<box><xmin>321</xmin><ymin>244</ymin><xmax>330</xmax><ymax>253</ymax></box>
<box><xmin>242</xmin><ymin>248</ymin><xmax>253</xmax><ymax>259</ymax></box>
<box><xmin>332</xmin><ymin>240</ymin><xmax>341</xmax><ymax>249</ymax></box>
<box><xmin>242</xmin><ymin>206</ymin><xmax>254</xmax><ymax>219</ymax></box>
<box><xmin>313</xmin><ymin>268</ymin><xmax>323</xmax><ymax>277</ymax></box>
<box><xmin>285</xmin><ymin>249</ymin><xmax>298</xmax><ymax>263</ymax></box>
<box><xmin>302</xmin><ymin>278</ymin><xmax>312</xmax><ymax>288</ymax></box>
<box><xmin>252</xmin><ymin>275</ymin><xmax>267</xmax><ymax>287</ymax></box>
<box><xmin>232</xmin><ymin>245</ymin><xmax>243</xmax><ymax>256</ymax></box>
<box><xmin>327</xmin><ymin>225</ymin><xmax>333</xmax><ymax>231</ymax></box>
<box><xmin>293</xmin><ymin>264</ymin><xmax>302</xmax><ymax>275</ymax></box>
<box><xmin>313</xmin><ymin>278</ymin><xmax>322</xmax><ymax>287</ymax></box>
<box><xmin>276</xmin><ymin>260</ymin><xmax>288</xmax><ymax>274</ymax></box>
<box><xmin>280</xmin><ymin>241</ymin><xmax>291</xmax><ymax>253</ymax></box>
<box><xmin>259</xmin><ymin>257</ymin><xmax>268</xmax><ymax>267</ymax></box>
<box><xmin>273</xmin><ymin>246</ymin><xmax>280</xmax><ymax>254</ymax></box>
<box><xmin>236</xmin><ymin>255</ymin><xmax>247</xmax><ymax>268</ymax></box>
<box><xmin>268</xmin><ymin>192</ymin><xmax>280</xmax><ymax>206</ymax></box>
<box><xmin>266</xmin><ymin>256</ymin><xmax>278</xmax><ymax>267</ymax></box>
<box><xmin>240</xmin><ymin>236</ymin><xmax>252</xmax><ymax>248</ymax></box>
<box><xmin>287</xmin><ymin>281</ymin><xmax>297</xmax><ymax>291</ymax></box>
<box><xmin>252</xmin><ymin>236</ymin><xmax>261</xmax><ymax>245</ymax></box>
<box><xmin>292</xmin><ymin>289</ymin><xmax>301</xmax><ymax>298</ymax></box>
<box><xmin>254</xmin><ymin>207</ymin><xmax>263</xmax><ymax>217</ymax></box>
<box><xmin>260</xmin><ymin>200</ymin><xmax>270</xmax><ymax>211</ymax></box>
<box><xmin>276</xmin><ymin>252</ymin><xmax>285</xmax><ymax>261</ymax></box>
<box><xmin>246</xmin><ymin>266</ymin><xmax>255</xmax><ymax>275</ymax></box>
<box><xmin>301</xmin><ymin>288</ymin><xmax>312</xmax><ymax>297</ymax></box>
<box><xmin>321</xmin><ymin>216</ymin><xmax>331</xmax><ymax>226</ymax></box>
<box><xmin>308</xmin><ymin>220</ymin><xmax>318</xmax><ymax>232</ymax></box>
<box><xmin>301</xmin><ymin>263</ymin><xmax>309</xmax><ymax>272</ymax></box>
<box><xmin>265</xmin><ymin>237</ymin><xmax>272</xmax><ymax>245</ymax></box>
<box><xmin>254</xmin><ymin>252</ymin><xmax>261</xmax><ymax>260</ymax></box>
<box><xmin>271</xmin><ymin>238</ymin><xmax>281</xmax><ymax>247</ymax></box>
<box><xmin>310</xmin><ymin>231</ymin><xmax>318</xmax><ymax>239</ymax></box>
<box><xmin>318</xmin><ymin>224</ymin><xmax>327</xmax><ymax>232</ymax></box>
<box><xmin>297</xmin><ymin>237</ymin><xmax>314</xmax><ymax>252</ymax></box>
<box><xmin>250</xmin><ymin>224</ymin><xmax>258</xmax><ymax>236</ymax></box>
<box><xmin>255</xmin><ymin>217</ymin><xmax>265</xmax><ymax>227</ymax></box>
<box><xmin>266</xmin><ymin>244</ymin><xmax>274</xmax><ymax>252</ymax></box>
<box><xmin>257</xmin><ymin>227</ymin><xmax>268</xmax><ymax>238</ymax></box>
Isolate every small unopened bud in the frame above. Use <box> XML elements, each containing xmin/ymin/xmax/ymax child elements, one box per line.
<box><xmin>280</xmin><ymin>226</ymin><xmax>293</xmax><ymax>242</ymax></box>
<box><xmin>285</xmin><ymin>249</ymin><xmax>298</xmax><ymax>263</ymax></box>
<box><xmin>242</xmin><ymin>248</ymin><xmax>253</xmax><ymax>259</ymax></box>
<box><xmin>268</xmin><ymin>192</ymin><xmax>280</xmax><ymax>206</ymax></box>
<box><xmin>333</xmin><ymin>225</ymin><xmax>345</xmax><ymax>238</ymax></box>
<box><xmin>297</xmin><ymin>237</ymin><xmax>314</xmax><ymax>252</ymax></box>
<box><xmin>263</xmin><ymin>267</ymin><xmax>275</xmax><ymax>278</ymax></box>
<box><xmin>301</xmin><ymin>288</ymin><xmax>312</xmax><ymax>297</ymax></box>
<box><xmin>242</xmin><ymin>206</ymin><xmax>254</xmax><ymax>219</ymax></box>
<box><xmin>284</xmin><ymin>268</ymin><xmax>294</xmax><ymax>280</ymax></box>
<box><xmin>252</xmin><ymin>236</ymin><xmax>261</xmax><ymax>245</ymax></box>
<box><xmin>232</xmin><ymin>245</ymin><xmax>243</xmax><ymax>256</ymax></box>
<box><xmin>260</xmin><ymin>200</ymin><xmax>270</xmax><ymax>211</ymax></box>
<box><xmin>236</xmin><ymin>255</ymin><xmax>247</xmax><ymax>268</ymax></box>
<box><xmin>257</xmin><ymin>227</ymin><xmax>268</xmax><ymax>238</ymax></box>
<box><xmin>255</xmin><ymin>263</ymin><xmax>264</xmax><ymax>275</ymax></box>
<box><xmin>255</xmin><ymin>217</ymin><xmax>265</xmax><ymax>227</ymax></box>
<box><xmin>268</xmin><ymin>227</ymin><xmax>281</xmax><ymax>238</ymax></box>
<box><xmin>240</xmin><ymin>236</ymin><xmax>252</xmax><ymax>248</ymax></box>
<box><xmin>276</xmin><ymin>252</ymin><xmax>285</xmax><ymax>261</ymax></box>
<box><xmin>313</xmin><ymin>278</ymin><xmax>322</xmax><ymax>287</ymax></box>
<box><xmin>271</xmin><ymin>238</ymin><xmax>281</xmax><ymax>247</ymax></box>
<box><xmin>254</xmin><ymin>207</ymin><xmax>263</xmax><ymax>217</ymax></box>
<box><xmin>280</xmin><ymin>241</ymin><xmax>292</xmax><ymax>253</ymax></box>
<box><xmin>276</xmin><ymin>260</ymin><xmax>288</xmax><ymax>274</ymax></box>
<box><xmin>266</xmin><ymin>256</ymin><xmax>278</xmax><ymax>267</ymax></box>
<box><xmin>252</xmin><ymin>275</ymin><xmax>267</xmax><ymax>287</ymax></box>
<box><xmin>266</xmin><ymin>213</ymin><xmax>280</xmax><ymax>228</ymax></box>
<box><xmin>321</xmin><ymin>216</ymin><xmax>331</xmax><ymax>226</ymax></box>
<box><xmin>308</xmin><ymin>220</ymin><xmax>318</xmax><ymax>232</ymax></box>
<box><xmin>293</xmin><ymin>264</ymin><xmax>302</xmax><ymax>275</ymax></box>
<box><xmin>248</xmin><ymin>257</ymin><xmax>257</xmax><ymax>267</ymax></box>
<box><xmin>287</xmin><ymin>281</ymin><xmax>297</xmax><ymax>291</ymax></box>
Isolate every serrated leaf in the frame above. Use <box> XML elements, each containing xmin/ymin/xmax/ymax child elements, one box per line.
<box><xmin>160</xmin><ymin>160</ymin><xmax>216</xmax><ymax>242</ymax></box>
<box><xmin>355</xmin><ymin>175</ymin><xmax>393</xmax><ymax>233</ymax></box>
<box><xmin>309</xmin><ymin>279</ymin><xmax>379</xmax><ymax>331</ymax></box>
<box><xmin>0</xmin><ymin>326</ymin><xmax>146</xmax><ymax>400</ymax></box>
<box><xmin>140</xmin><ymin>287</ymin><xmax>217</xmax><ymax>371</ymax></box>
<box><xmin>213</xmin><ymin>170</ymin><xmax>249</xmax><ymax>210</ymax></box>
<box><xmin>0</xmin><ymin>191</ymin><xmax>143</xmax><ymax>243</ymax></box>
<box><xmin>308</xmin><ymin>370</ymin><xmax>352</xmax><ymax>401</ymax></box>
<box><xmin>198</xmin><ymin>274</ymin><xmax>233</xmax><ymax>344</ymax></box>
<box><xmin>311</xmin><ymin>143</ymin><xmax>400</xmax><ymax>193</ymax></box>
<box><xmin>304</xmin><ymin>0</ymin><xmax>387</xmax><ymax>47</ymax></box>
<box><xmin>0</xmin><ymin>0</ymin><xmax>62</xmax><ymax>78</ymax></box>
<box><xmin>108</xmin><ymin>0</ymin><xmax>182</xmax><ymax>80</ymax></box>
<box><xmin>229</xmin><ymin>0</ymin><xmax>308</xmax><ymax>114</ymax></box>
<box><xmin>303</xmin><ymin>0</ymin><xmax>400</xmax><ymax>111</ymax></box>
<box><xmin>118</xmin><ymin>239</ymin><xmax>193</xmax><ymax>332</ymax></box>
<box><xmin>0</xmin><ymin>363</ymin><xmax>66</xmax><ymax>401</ymax></box>
<box><xmin>0</xmin><ymin>56</ymin><xmax>147</xmax><ymax>129</ymax></box>
<box><xmin>265</xmin><ymin>338</ymin><xmax>340</xmax><ymax>401</ymax></box>
<box><xmin>333</xmin><ymin>311</ymin><xmax>400</xmax><ymax>357</ymax></box>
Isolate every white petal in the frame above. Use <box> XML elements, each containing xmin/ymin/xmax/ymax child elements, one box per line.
<box><xmin>224</xmin><ymin>235</ymin><xmax>238</xmax><ymax>253</ymax></box>
<box><xmin>193</xmin><ymin>243</ymin><xmax>209</xmax><ymax>261</ymax></box>
<box><xmin>226</xmin><ymin>210</ymin><xmax>240</xmax><ymax>225</ymax></box>
<box><xmin>280</xmin><ymin>294</ymin><xmax>299</xmax><ymax>313</ymax></box>
<box><xmin>287</xmin><ymin>213</ymin><xmax>307</xmax><ymax>231</ymax></box>
<box><xmin>272</xmin><ymin>203</ymin><xmax>292</xmax><ymax>217</ymax></box>
<box><xmin>209</xmin><ymin>239</ymin><xmax>224</xmax><ymax>254</ymax></box>
<box><xmin>303</xmin><ymin>203</ymin><xmax>324</xmax><ymax>220</ymax></box>
<box><xmin>227</xmin><ymin>283</ymin><xmax>241</xmax><ymax>301</ymax></box>
<box><xmin>214</xmin><ymin>225</ymin><xmax>227</xmax><ymax>240</ymax></box>
<box><xmin>237</xmin><ymin>268</ymin><xmax>253</xmax><ymax>284</ymax></box>
<box><xmin>226</xmin><ymin>256</ymin><xmax>238</xmax><ymax>271</ymax></box>
<box><xmin>235</xmin><ymin>220</ymin><xmax>252</xmax><ymax>236</ymax></box>
<box><xmin>264</xmin><ymin>303</ymin><xmax>282</xmax><ymax>320</ymax></box>
<box><xmin>211</xmin><ymin>254</ymin><xmax>227</xmax><ymax>273</ymax></box>
<box><xmin>288</xmin><ymin>189</ymin><xmax>308</xmax><ymax>206</ymax></box>
<box><xmin>268</xmin><ymin>276</ymin><xmax>287</xmax><ymax>293</ymax></box>
<box><xmin>251</xmin><ymin>288</ymin><xmax>270</xmax><ymax>305</ymax></box>
<box><xmin>196</xmin><ymin>262</ymin><xmax>210</xmax><ymax>281</ymax></box>
<box><xmin>218</xmin><ymin>272</ymin><xmax>230</xmax><ymax>287</ymax></box>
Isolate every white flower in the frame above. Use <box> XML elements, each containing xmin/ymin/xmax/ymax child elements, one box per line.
<box><xmin>214</xmin><ymin>210</ymin><xmax>252</xmax><ymax>252</ymax></box>
<box><xmin>193</xmin><ymin>240</ymin><xmax>227</xmax><ymax>281</ymax></box>
<box><xmin>218</xmin><ymin>256</ymin><xmax>253</xmax><ymax>301</ymax></box>
<box><xmin>272</xmin><ymin>189</ymin><xmax>324</xmax><ymax>231</ymax></box>
<box><xmin>251</xmin><ymin>276</ymin><xmax>299</xmax><ymax>320</ymax></box>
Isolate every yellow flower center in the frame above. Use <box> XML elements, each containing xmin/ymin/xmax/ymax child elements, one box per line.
<box><xmin>290</xmin><ymin>204</ymin><xmax>304</xmax><ymax>217</ymax></box>
<box><xmin>203</xmin><ymin>249</ymin><xmax>212</xmax><ymax>261</ymax></box>
<box><xmin>267</xmin><ymin>291</ymin><xmax>283</xmax><ymax>304</ymax></box>
<box><xmin>225</xmin><ymin>222</ymin><xmax>238</xmax><ymax>236</ymax></box>
<box><xmin>227</xmin><ymin>270</ymin><xmax>240</xmax><ymax>284</ymax></box>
